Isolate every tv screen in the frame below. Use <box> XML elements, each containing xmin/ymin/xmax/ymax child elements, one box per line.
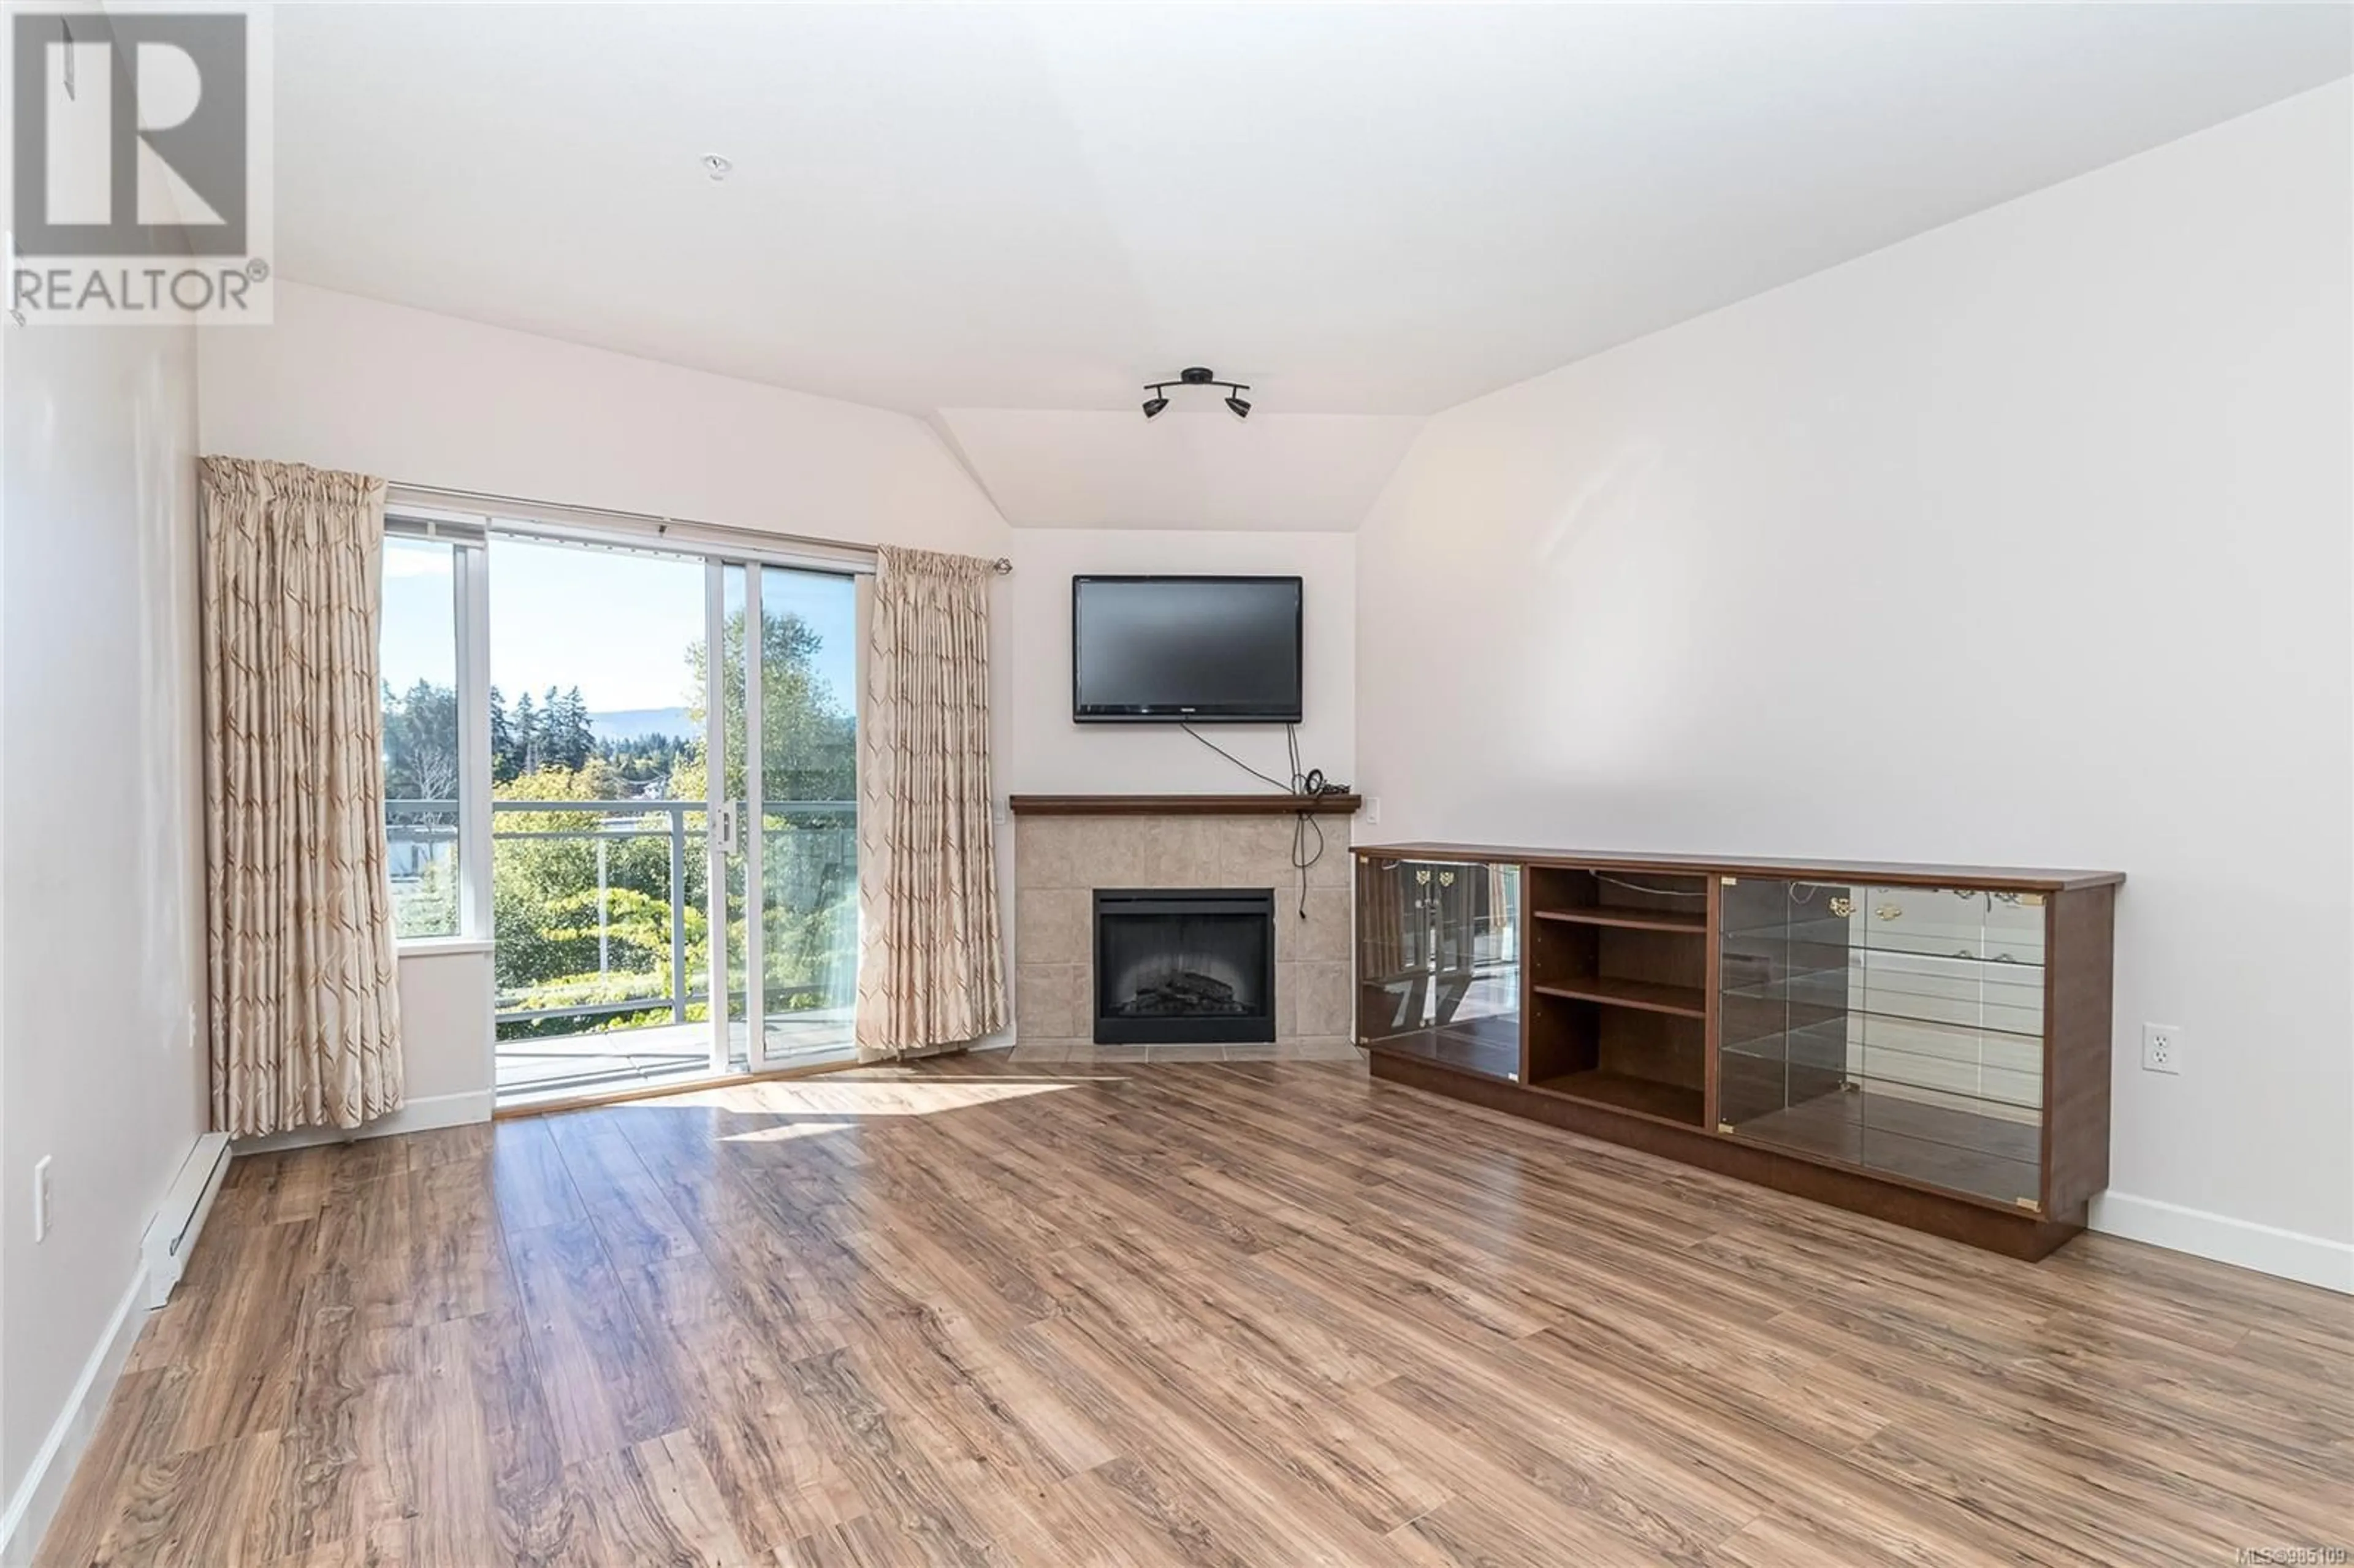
<box><xmin>1072</xmin><ymin>576</ymin><xmax>1303</xmax><ymax>723</ymax></box>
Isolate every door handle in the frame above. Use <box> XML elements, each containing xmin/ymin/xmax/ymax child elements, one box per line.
<box><xmin>713</xmin><ymin>802</ymin><xmax>739</xmax><ymax>853</ymax></box>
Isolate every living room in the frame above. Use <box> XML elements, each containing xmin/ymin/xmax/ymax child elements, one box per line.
<box><xmin>4</xmin><ymin>6</ymin><xmax>2349</xmax><ymax>1565</ymax></box>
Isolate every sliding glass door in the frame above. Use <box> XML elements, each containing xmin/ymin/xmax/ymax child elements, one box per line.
<box><xmin>708</xmin><ymin>561</ymin><xmax>861</xmax><ymax>1075</ymax></box>
<box><xmin>478</xmin><ymin>533</ymin><xmax>858</xmax><ymax>1105</ymax></box>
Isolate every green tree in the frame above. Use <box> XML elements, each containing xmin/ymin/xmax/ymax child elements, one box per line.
<box><xmin>557</xmin><ymin>685</ymin><xmax>596</xmax><ymax>772</ymax></box>
<box><xmin>602</xmin><ymin>729</ymin><xmax>687</xmax><ymax>790</ymax></box>
<box><xmin>512</xmin><ymin>690</ymin><xmax>540</xmax><ymax>774</ymax></box>
<box><xmin>381</xmin><ymin>678</ymin><xmax>460</xmax><ymax>800</ymax></box>
<box><xmin>489</xmin><ymin>685</ymin><xmax>519</xmax><ymax>783</ymax></box>
<box><xmin>381</xmin><ymin>677</ymin><xmax>461</xmax><ymax>938</ymax></box>
<box><xmin>489</xmin><ymin>761</ymin><xmax>703</xmax><ymax>1040</ymax></box>
<box><xmin>687</xmin><ymin>609</ymin><xmax>855</xmax><ymax>807</ymax></box>
<box><xmin>539</xmin><ymin>686</ymin><xmax>589</xmax><ymax>774</ymax></box>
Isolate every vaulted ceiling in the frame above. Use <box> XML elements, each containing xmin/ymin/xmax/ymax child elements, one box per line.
<box><xmin>275</xmin><ymin>3</ymin><xmax>2350</xmax><ymax>528</ymax></box>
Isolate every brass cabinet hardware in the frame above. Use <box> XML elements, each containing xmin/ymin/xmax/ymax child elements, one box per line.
<box><xmin>1828</xmin><ymin>897</ymin><xmax>1854</xmax><ymax>917</ymax></box>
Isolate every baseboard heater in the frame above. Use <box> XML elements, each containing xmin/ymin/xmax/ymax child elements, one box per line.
<box><xmin>140</xmin><ymin>1132</ymin><xmax>231</xmax><ymax>1309</ymax></box>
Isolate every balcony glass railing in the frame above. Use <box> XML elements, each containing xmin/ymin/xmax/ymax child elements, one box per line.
<box><xmin>386</xmin><ymin>797</ymin><xmax>856</xmax><ymax>1045</ymax></box>
<box><xmin>386</xmin><ymin>799</ymin><xmax>460</xmax><ymax>938</ymax></box>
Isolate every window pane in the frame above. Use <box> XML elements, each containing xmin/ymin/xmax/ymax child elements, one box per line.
<box><xmin>758</xmin><ymin>567</ymin><xmax>858</xmax><ymax>1064</ymax></box>
<box><xmin>485</xmin><ymin>537</ymin><xmax>709</xmax><ymax>1073</ymax></box>
<box><xmin>381</xmin><ymin>536</ymin><xmax>461</xmax><ymax>938</ymax></box>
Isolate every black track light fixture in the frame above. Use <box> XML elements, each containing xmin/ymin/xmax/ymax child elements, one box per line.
<box><xmin>1140</xmin><ymin>367</ymin><xmax>1254</xmax><ymax>421</ymax></box>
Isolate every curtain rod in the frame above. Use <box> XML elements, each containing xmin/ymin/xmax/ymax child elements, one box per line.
<box><xmin>386</xmin><ymin>479</ymin><xmax>1013</xmax><ymax>574</ymax></box>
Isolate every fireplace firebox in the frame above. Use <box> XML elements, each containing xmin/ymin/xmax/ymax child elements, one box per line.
<box><xmin>1092</xmin><ymin>888</ymin><xmax>1277</xmax><ymax>1045</ymax></box>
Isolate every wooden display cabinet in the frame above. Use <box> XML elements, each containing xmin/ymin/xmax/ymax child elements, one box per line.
<box><xmin>1354</xmin><ymin>844</ymin><xmax>2121</xmax><ymax>1259</ymax></box>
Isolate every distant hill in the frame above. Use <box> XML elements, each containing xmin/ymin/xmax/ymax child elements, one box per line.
<box><xmin>588</xmin><ymin>706</ymin><xmax>693</xmax><ymax>743</ymax></box>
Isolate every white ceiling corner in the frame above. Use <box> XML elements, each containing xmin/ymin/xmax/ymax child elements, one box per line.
<box><xmin>935</xmin><ymin>409</ymin><xmax>1424</xmax><ymax>532</ymax></box>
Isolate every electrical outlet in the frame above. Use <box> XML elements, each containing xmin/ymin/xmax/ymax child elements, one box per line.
<box><xmin>1364</xmin><ymin>796</ymin><xmax>1382</xmax><ymax>827</ymax></box>
<box><xmin>32</xmin><ymin>1155</ymin><xmax>52</xmax><ymax>1243</ymax></box>
<box><xmin>2141</xmin><ymin>1022</ymin><xmax>2184</xmax><ymax>1076</ymax></box>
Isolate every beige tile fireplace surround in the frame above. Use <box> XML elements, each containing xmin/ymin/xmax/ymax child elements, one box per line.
<box><xmin>1010</xmin><ymin>798</ymin><xmax>1359</xmax><ymax>1062</ymax></box>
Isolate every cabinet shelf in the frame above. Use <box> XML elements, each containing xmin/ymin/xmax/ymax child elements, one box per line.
<box><xmin>1532</xmin><ymin>907</ymin><xmax>1707</xmax><ymax>935</ymax></box>
<box><xmin>1530</xmin><ymin>1070</ymin><xmax>1705</xmax><ymax>1127</ymax></box>
<box><xmin>1723</xmin><ymin>1089</ymin><xmax>2041</xmax><ymax>1209</ymax></box>
<box><xmin>1532</xmin><ymin>977</ymin><xmax>1707</xmax><ymax>1018</ymax></box>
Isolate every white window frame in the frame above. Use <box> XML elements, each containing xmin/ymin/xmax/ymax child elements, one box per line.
<box><xmin>454</xmin><ymin>540</ymin><xmax>493</xmax><ymax>943</ymax></box>
<box><xmin>386</xmin><ymin>512</ymin><xmax>493</xmax><ymax>948</ymax></box>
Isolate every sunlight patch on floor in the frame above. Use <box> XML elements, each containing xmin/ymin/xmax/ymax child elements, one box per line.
<box><xmin>739</xmin><ymin>1078</ymin><xmax>1086</xmax><ymax>1117</ymax></box>
<box><xmin>614</xmin><ymin>1074</ymin><xmax>1103</xmax><ymax>1121</ymax></box>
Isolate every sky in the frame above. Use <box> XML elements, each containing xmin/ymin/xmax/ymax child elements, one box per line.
<box><xmin>380</xmin><ymin>535</ymin><xmax>858</xmax><ymax>726</ymax></box>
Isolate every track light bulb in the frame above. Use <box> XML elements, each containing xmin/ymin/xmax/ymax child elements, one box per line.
<box><xmin>1224</xmin><ymin>395</ymin><xmax>1251</xmax><ymax>419</ymax></box>
<box><xmin>1141</xmin><ymin>395</ymin><xmax>1168</xmax><ymax>419</ymax></box>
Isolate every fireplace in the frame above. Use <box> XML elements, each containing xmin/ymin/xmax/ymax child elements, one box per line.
<box><xmin>1092</xmin><ymin>888</ymin><xmax>1277</xmax><ymax>1045</ymax></box>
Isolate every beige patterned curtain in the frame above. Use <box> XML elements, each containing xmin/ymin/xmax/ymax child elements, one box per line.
<box><xmin>200</xmin><ymin>457</ymin><xmax>404</xmax><ymax>1136</ymax></box>
<box><xmin>855</xmin><ymin>546</ymin><xmax>1007</xmax><ymax>1059</ymax></box>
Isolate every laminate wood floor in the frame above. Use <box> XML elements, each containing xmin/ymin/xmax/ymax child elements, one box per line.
<box><xmin>37</xmin><ymin>1057</ymin><xmax>2354</xmax><ymax>1567</ymax></box>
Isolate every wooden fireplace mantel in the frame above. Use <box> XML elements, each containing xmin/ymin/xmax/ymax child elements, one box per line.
<box><xmin>1007</xmin><ymin>793</ymin><xmax>1362</xmax><ymax>817</ymax></box>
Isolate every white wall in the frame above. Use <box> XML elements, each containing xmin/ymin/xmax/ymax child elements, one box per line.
<box><xmin>1355</xmin><ymin>83</ymin><xmax>2354</xmax><ymax>1285</ymax></box>
<box><xmin>200</xmin><ymin>282</ymin><xmax>1011</xmax><ymax>555</ymax></box>
<box><xmin>200</xmin><ymin>281</ymin><xmax>1016</xmax><ymax>1090</ymax></box>
<box><xmin>1</xmin><ymin>317</ymin><xmax>209</xmax><ymax>1548</ymax></box>
<box><xmin>998</xmin><ymin>527</ymin><xmax>1356</xmax><ymax>799</ymax></box>
<box><xmin>393</xmin><ymin>950</ymin><xmax>495</xmax><ymax>1106</ymax></box>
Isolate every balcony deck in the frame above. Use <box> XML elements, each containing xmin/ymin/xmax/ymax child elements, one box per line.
<box><xmin>496</xmin><ymin>1013</ymin><xmax>857</xmax><ymax>1107</ymax></box>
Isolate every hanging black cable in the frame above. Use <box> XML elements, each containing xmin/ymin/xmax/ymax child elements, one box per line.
<box><xmin>1179</xmin><ymin>723</ymin><xmax>1292</xmax><ymax>793</ymax></box>
<box><xmin>1178</xmin><ymin>722</ymin><xmax>1347</xmax><ymax>918</ymax></box>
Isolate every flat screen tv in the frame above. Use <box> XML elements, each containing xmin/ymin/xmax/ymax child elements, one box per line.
<box><xmin>1072</xmin><ymin>575</ymin><xmax>1303</xmax><ymax>723</ymax></box>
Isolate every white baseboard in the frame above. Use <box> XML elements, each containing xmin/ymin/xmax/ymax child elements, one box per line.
<box><xmin>230</xmin><ymin>1089</ymin><xmax>492</xmax><ymax>1156</ymax></box>
<box><xmin>141</xmin><ymin>1132</ymin><xmax>232</xmax><ymax>1309</ymax></box>
<box><xmin>2090</xmin><ymin>1190</ymin><xmax>2354</xmax><ymax>1295</ymax></box>
<box><xmin>0</xmin><ymin>1268</ymin><xmax>149</xmax><ymax>1568</ymax></box>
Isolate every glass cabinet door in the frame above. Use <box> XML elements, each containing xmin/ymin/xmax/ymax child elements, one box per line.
<box><xmin>1357</xmin><ymin>858</ymin><xmax>1522</xmax><ymax>1079</ymax></box>
<box><xmin>1718</xmin><ymin>878</ymin><xmax>2046</xmax><ymax>1208</ymax></box>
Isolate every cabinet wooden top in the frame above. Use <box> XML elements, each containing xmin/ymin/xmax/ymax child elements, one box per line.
<box><xmin>1351</xmin><ymin>842</ymin><xmax>2124</xmax><ymax>892</ymax></box>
